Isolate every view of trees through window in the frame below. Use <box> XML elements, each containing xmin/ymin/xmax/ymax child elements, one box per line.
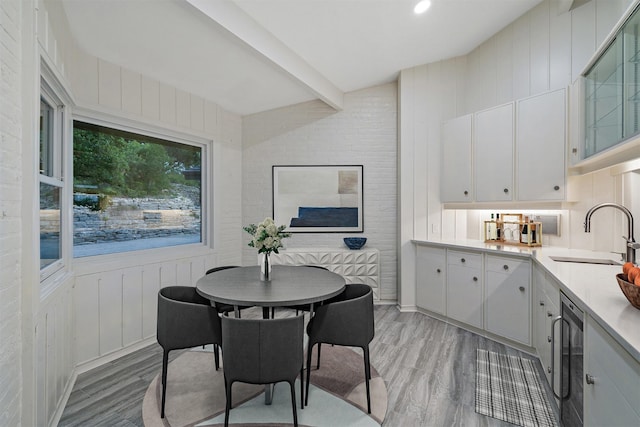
<box><xmin>73</xmin><ymin>121</ymin><xmax>202</xmax><ymax>257</ymax></box>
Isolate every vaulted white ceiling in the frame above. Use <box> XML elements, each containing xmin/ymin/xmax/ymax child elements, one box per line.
<box><xmin>61</xmin><ymin>0</ymin><xmax>542</xmax><ymax>116</ymax></box>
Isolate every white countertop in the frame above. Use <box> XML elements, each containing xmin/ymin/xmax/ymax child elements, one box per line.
<box><xmin>413</xmin><ymin>239</ymin><xmax>640</xmax><ymax>362</ymax></box>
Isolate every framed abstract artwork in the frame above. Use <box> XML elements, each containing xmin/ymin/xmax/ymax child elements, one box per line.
<box><xmin>272</xmin><ymin>165</ymin><xmax>364</xmax><ymax>233</ymax></box>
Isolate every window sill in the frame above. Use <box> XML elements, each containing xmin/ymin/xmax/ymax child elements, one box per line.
<box><xmin>72</xmin><ymin>242</ymin><xmax>214</xmax><ymax>276</ymax></box>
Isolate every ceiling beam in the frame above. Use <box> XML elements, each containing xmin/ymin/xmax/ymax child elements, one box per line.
<box><xmin>185</xmin><ymin>0</ymin><xmax>344</xmax><ymax>111</ymax></box>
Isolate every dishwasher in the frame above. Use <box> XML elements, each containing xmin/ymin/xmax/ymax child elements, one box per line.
<box><xmin>553</xmin><ymin>293</ymin><xmax>584</xmax><ymax>427</ymax></box>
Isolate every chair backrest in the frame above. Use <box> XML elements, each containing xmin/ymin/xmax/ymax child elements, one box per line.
<box><xmin>205</xmin><ymin>265</ymin><xmax>240</xmax><ymax>275</ymax></box>
<box><xmin>221</xmin><ymin>315</ymin><xmax>304</xmax><ymax>385</ymax></box>
<box><xmin>308</xmin><ymin>283</ymin><xmax>374</xmax><ymax>348</ymax></box>
<box><xmin>157</xmin><ymin>286</ymin><xmax>222</xmax><ymax>351</ymax></box>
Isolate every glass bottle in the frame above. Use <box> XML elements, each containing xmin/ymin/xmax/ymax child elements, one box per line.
<box><xmin>521</xmin><ymin>216</ymin><xmax>529</xmax><ymax>244</ymax></box>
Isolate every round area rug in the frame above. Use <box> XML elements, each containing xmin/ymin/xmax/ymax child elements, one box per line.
<box><xmin>142</xmin><ymin>345</ymin><xmax>387</xmax><ymax>426</ymax></box>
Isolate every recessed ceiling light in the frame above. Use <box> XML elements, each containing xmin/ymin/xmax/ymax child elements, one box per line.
<box><xmin>414</xmin><ymin>0</ymin><xmax>431</xmax><ymax>14</ymax></box>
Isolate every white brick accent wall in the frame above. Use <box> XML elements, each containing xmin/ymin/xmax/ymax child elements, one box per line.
<box><xmin>242</xmin><ymin>83</ymin><xmax>398</xmax><ymax>301</ymax></box>
<box><xmin>0</xmin><ymin>0</ymin><xmax>23</xmax><ymax>424</ymax></box>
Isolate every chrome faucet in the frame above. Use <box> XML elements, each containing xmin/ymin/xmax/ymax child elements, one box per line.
<box><xmin>584</xmin><ymin>203</ymin><xmax>640</xmax><ymax>264</ymax></box>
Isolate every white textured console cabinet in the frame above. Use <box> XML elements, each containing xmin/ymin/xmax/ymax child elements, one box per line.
<box><xmin>270</xmin><ymin>247</ymin><xmax>380</xmax><ymax>300</ymax></box>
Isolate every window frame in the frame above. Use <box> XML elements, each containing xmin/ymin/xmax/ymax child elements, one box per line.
<box><xmin>71</xmin><ymin>110</ymin><xmax>211</xmax><ymax>260</ymax></box>
<box><xmin>39</xmin><ymin>67</ymin><xmax>71</xmax><ymax>285</ymax></box>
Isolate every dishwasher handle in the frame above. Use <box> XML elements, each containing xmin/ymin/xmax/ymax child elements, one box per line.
<box><xmin>550</xmin><ymin>315</ymin><xmax>564</xmax><ymax>400</ymax></box>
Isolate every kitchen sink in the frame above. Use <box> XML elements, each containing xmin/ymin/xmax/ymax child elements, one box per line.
<box><xmin>549</xmin><ymin>256</ymin><xmax>621</xmax><ymax>265</ymax></box>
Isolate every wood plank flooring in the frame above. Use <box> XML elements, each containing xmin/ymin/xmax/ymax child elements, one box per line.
<box><xmin>59</xmin><ymin>305</ymin><xmax>558</xmax><ymax>426</ymax></box>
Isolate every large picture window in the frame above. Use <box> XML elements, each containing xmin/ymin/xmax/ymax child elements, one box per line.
<box><xmin>72</xmin><ymin>121</ymin><xmax>203</xmax><ymax>257</ymax></box>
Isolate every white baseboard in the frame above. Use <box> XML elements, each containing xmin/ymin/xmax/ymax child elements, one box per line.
<box><xmin>75</xmin><ymin>336</ymin><xmax>157</xmax><ymax>375</ymax></box>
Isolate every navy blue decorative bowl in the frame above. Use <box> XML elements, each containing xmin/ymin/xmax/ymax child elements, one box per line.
<box><xmin>344</xmin><ymin>237</ymin><xmax>367</xmax><ymax>250</ymax></box>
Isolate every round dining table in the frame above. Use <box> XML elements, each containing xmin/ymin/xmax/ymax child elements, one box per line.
<box><xmin>195</xmin><ymin>264</ymin><xmax>346</xmax><ymax>316</ymax></box>
<box><xmin>195</xmin><ymin>264</ymin><xmax>346</xmax><ymax>405</ymax></box>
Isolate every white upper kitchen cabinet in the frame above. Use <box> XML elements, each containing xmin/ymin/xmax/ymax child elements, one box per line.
<box><xmin>474</xmin><ymin>103</ymin><xmax>514</xmax><ymax>202</ymax></box>
<box><xmin>516</xmin><ymin>88</ymin><xmax>567</xmax><ymax>201</ymax></box>
<box><xmin>441</xmin><ymin>114</ymin><xmax>473</xmax><ymax>203</ymax></box>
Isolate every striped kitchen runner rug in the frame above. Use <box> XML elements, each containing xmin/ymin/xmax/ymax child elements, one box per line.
<box><xmin>475</xmin><ymin>349</ymin><xmax>557</xmax><ymax>427</ymax></box>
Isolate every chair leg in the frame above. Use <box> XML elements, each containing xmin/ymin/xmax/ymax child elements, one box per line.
<box><xmin>316</xmin><ymin>343</ymin><xmax>322</xmax><ymax>370</ymax></box>
<box><xmin>300</xmin><ymin>367</ymin><xmax>304</xmax><ymax>409</ymax></box>
<box><xmin>213</xmin><ymin>344</ymin><xmax>220</xmax><ymax>370</ymax></box>
<box><xmin>289</xmin><ymin>381</ymin><xmax>299</xmax><ymax>427</ymax></box>
<box><xmin>305</xmin><ymin>343</ymin><xmax>314</xmax><ymax>406</ymax></box>
<box><xmin>161</xmin><ymin>349</ymin><xmax>169</xmax><ymax>418</ymax></box>
<box><xmin>224</xmin><ymin>378</ymin><xmax>232</xmax><ymax>427</ymax></box>
<box><xmin>363</xmin><ymin>346</ymin><xmax>372</xmax><ymax>414</ymax></box>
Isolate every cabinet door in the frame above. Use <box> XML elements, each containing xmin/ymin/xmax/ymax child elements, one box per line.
<box><xmin>544</xmin><ymin>292</ymin><xmax>560</xmax><ymax>403</ymax></box>
<box><xmin>533</xmin><ymin>265</ymin><xmax>549</xmax><ymax>359</ymax></box>
<box><xmin>584</xmin><ymin>318</ymin><xmax>640</xmax><ymax>427</ymax></box>
<box><xmin>416</xmin><ymin>246</ymin><xmax>446</xmax><ymax>314</ymax></box>
<box><xmin>447</xmin><ymin>251</ymin><xmax>483</xmax><ymax>328</ymax></box>
<box><xmin>484</xmin><ymin>256</ymin><xmax>531</xmax><ymax>345</ymax></box>
<box><xmin>516</xmin><ymin>88</ymin><xmax>566</xmax><ymax>201</ymax></box>
<box><xmin>441</xmin><ymin>114</ymin><xmax>473</xmax><ymax>202</ymax></box>
<box><xmin>475</xmin><ymin>103</ymin><xmax>514</xmax><ymax>202</ymax></box>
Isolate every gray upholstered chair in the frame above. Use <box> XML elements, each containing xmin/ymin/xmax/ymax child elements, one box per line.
<box><xmin>157</xmin><ymin>286</ymin><xmax>222</xmax><ymax>418</ymax></box>
<box><xmin>221</xmin><ymin>315</ymin><xmax>305</xmax><ymax>427</ymax></box>
<box><xmin>205</xmin><ymin>266</ymin><xmax>254</xmax><ymax>317</ymax></box>
<box><xmin>271</xmin><ymin>265</ymin><xmax>329</xmax><ymax>318</ymax></box>
<box><xmin>305</xmin><ymin>283</ymin><xmax>375</xmax><ymax>413</ymax></box>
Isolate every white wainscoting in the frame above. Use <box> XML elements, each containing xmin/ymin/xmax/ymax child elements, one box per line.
<box><xmin>73</xmin><ymin>253</ymin><xmax>215</xmax><ymax>367</ymax></box>
<box><xmin>270</xmin><ymin>247</ymin><xmax>381</xmax><ymax>300</ymax></box>
<box><xmin>34</xmin><ymin>278</ymin><xmax>75</xmax><ymax>427</ymax></box>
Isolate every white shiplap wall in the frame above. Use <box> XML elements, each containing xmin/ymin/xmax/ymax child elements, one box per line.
<box><xmin>398</xmin><ymin>0</ymin><xmax>634</xmax><ymax>308</ymax></box>
<box><xmin>1</xmin><ymin>0</ymin><xmax>24</xmax><ymax>425</ymax></box>
<box><xmin>242</xmin><ymin>84</ymin><xmax>398</xmax><ymax>301</ymax></box>
<box><xmin>66</xmin><ymin>45</ymin><xmax>244</xmax><ymax>368</ymax></box>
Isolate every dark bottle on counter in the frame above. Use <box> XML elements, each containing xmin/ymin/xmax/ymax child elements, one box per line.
<box><xmin>496</xmin><ymin>213</ymin><xmax>501</xmax><ymax>240</ymax></box>
<box><xmin>521</xmin><ymin>216</ymin><xmax>529</xmax><ymax>244</ymax></box>
<box><xmin>530</xmin><ymin>217</ymin><xmax>536</xmax><ymax>243</ymax></box>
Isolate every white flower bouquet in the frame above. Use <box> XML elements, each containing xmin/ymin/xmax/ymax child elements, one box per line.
<box><xmin>243</xmin><ymin>217</ymin><xmax>291</xmax><ymax>255</ymax></box>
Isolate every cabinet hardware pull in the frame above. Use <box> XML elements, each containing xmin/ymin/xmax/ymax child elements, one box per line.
<box><xmin>548</xmin><ymin>336</ymin><xmax>552</xmax><ymax>343</ymax></box>
<box><xmin>503</xmin><ymin>264</ymin><xmax>509</xmax><ymax>270</ymax></box>
<box><xmin>519</xmin><ymin>286</ymin><xmax>525</xmax><ymax>292</ymax></box>
<box><xmin>554</xmin><ymin>185</ymin><xmax>560</xmax><ymax>191</ymax></box>
<box><xmin>547</xmin><ymin>366</ymin><xmax>551</xmax><ymax>373</ymax></box>
<box><xmin>547</xmin><ymin>311</ymin><xmax>553</xmax><ymax>317</ymax></box>
<box><xmin>503</xmin><ymin>188</ymin><xmax>509</xmax><ymax>193</ymax></box>
<box><xmin>461</xmin><ymin>258</ymin><xmax>466</xmax><ymax>263</ymax></box>
<box><xmin>551</xmin><ymin>315</ymin><xmax>565</xmax><ymax>399</ymax></box>
<box><xmin>436</xmin><ymin>268</ymin><xmax>441</xmax><ymax>273</ymax></box>
<box><xmin>540</xmin><ymin>300</ymin><xmax>545</xmax><ymax>306</ymax></box>
<box><xmin>473</xmin><ymin>276</ymin><xmax>478</xmax><ymax>282</ymax></box>
<box><xmin>585</xmin><ymin>374</ymin><xmax>595</xmax><ymax>385</ymax></box>
<box><xmin>464</xmin><ymin>190</ymin><xmax>468</xmax><ymax>196</ymax></box>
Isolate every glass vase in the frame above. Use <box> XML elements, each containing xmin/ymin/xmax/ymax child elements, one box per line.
<box><xmin>260</xmin><ymin>252</ymin><xmax>271</xmax><ymax>282</ymax></box>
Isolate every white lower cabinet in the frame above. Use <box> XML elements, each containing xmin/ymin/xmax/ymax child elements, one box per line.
<box><xmin>584</xmin><ymin>318</ymin><xmax>640</xmax><ymax>427</ymax></box>
<box><xmin>533</xmin><ymin>264</ymin><xmax>561</xmax><ymax>400</ymax></box>
<box><xmin>446</xmin><ymin>250</ymin><xmax>483</xmax><ymax>329</ymax></box>
<box><xmin>484</xmin><ymin>255</ymin><xmax>531</xmax><ymax>345</ymax></box>
<box><xmin>416</xmin><ymin>245</ymin><xmax>446</xmax><ymax>315</ymax></box>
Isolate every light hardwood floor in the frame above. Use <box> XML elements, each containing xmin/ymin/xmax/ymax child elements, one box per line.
<box><xmin>59</xmin><ymin>305</ymin><xmax>557</xmax><ymax>426</ymax></box>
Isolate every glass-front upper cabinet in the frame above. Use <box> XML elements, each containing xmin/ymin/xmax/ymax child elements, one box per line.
<box><xmin>584</xmin><ymin>4</ymin><xmax>640</xmax><ymax>159</ymax></box>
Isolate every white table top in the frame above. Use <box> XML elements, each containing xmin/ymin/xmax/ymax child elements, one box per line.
<box><xmin>196</xmin><ymin>265</ymin><xmax>346</xmax><ymax>308</ymax></box>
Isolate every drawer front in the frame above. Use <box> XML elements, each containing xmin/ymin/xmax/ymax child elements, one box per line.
<box><xmin>447</xmin><ymin>250</ymin><xmax>482</xmax><ymax>269</ymax></box>
<box><xmin>485</xmin><ymin>255</ymin><xmax>529</xmax><ymax>274</ymax></box>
